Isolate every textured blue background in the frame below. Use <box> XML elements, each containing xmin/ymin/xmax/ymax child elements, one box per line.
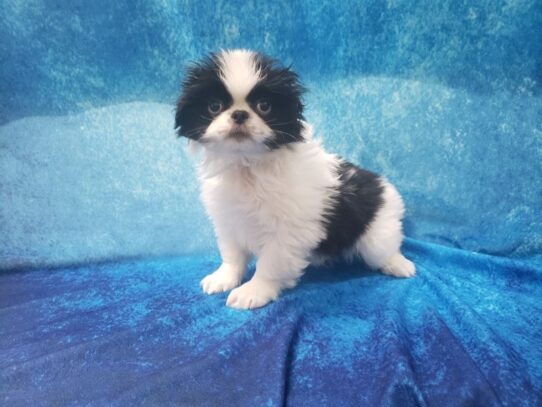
<box><xmin>1</xmin><ymin>0</ymin><xmax>541</xmax><ymax>405</ymax></box>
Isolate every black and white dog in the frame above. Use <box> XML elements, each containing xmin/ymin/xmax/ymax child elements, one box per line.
<box><xmin>175</xmin><ymin>49</ymin><xmax>415</xmax><ymax>309</ymax></box>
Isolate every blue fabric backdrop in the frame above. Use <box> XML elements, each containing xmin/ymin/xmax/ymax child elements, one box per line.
<box><xmin>1</xmin><ymin>0</ymin><xmax>541</xmax><ymax>405</ymax></box>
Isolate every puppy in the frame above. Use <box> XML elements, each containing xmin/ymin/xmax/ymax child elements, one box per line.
<box><xmin>175</xmin><ymin>49</ymin><xmax>415</xmax><ymax>309</ymax></box>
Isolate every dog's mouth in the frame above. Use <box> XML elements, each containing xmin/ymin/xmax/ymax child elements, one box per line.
<box><xmin>227</xmin><ymin>128</ymin><xmax>251</xmax><ymax>141</ymax></box>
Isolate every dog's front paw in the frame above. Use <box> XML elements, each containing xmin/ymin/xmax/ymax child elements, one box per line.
<box><xmin>381</xmin><ymin>253</ymin><xmax>416</xmax><ymax>278</ymax></box>
<box><xmin>200</xmin><ymin>266</ymin><xmax>242</xmax><ymax>295</ymax></box>
<box><xmin>226</xmin><ymin>279</ymin><xmax>280</xmax><ymax>310</ymax></box>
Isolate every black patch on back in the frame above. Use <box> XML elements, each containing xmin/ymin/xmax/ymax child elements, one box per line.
<box><xmin>247</xmin><ymin>54</ymin><xmax>306</xmax><ymax>149</ymax></box>
<box><xmin>315</xmin><ymin>161</ymin><xmax>384</xmax><ymax>257</ymax></box>
<box><xmin>175</xmin><ymin>54</ymin><xmax>233</xmax><ymax>140</ymax></box>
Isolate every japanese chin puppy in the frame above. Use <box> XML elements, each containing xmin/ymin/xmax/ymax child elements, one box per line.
<box><xmin>175</xmin><ymin>49</ymin><xmax>415</xmax><ymax>309</ymax></box>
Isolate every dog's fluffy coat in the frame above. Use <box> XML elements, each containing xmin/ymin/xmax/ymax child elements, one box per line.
<box><xmin>175</xmin><ymin>49</ymin><xmax>415</xmax><ymax>309</ymax></box>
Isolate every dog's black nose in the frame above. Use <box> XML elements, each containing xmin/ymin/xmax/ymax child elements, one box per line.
<box><xmin>231</xmin><ymin>110</ymin><xmax>249</xmax><ymax>124</ymax></box>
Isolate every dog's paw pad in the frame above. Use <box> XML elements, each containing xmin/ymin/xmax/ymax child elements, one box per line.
<box><xmin>226</xmin><ymin>280</ymin><xmax>280</xmax><ymax>309</ymax></box>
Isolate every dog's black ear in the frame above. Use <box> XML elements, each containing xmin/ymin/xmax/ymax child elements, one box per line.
<box><xmin>174</xmin><ymin>96</ymin><xmax>187</xmax><ymax>138</ymax></box>
<box><xmin>174</xmin><ymin>54</ymin><xmax>222</xmax><ymax>139</ymax></box>
<box><xmin>174</xmin><ymin>66</ymin><xmax>198</xmax><ymax>139</ymax></box>
<box><xmin>254</xmin><ymin>55</ymin><xmax>306</xmax><ymax>117</ymax></box>
<box><xmin>174</xmin><ymin>72</ymin><xmax>203</xmax><ymax>140</ymax></box>
<box><xmin>174</xmin><ymin>95</ymin><xmax>202</xmax><ymax>140</ymax></box>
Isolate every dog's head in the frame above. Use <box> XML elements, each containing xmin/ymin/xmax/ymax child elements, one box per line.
<box><xmin>175</xmin><ymin>50</ymin><xmax>305</xmax><ymax>154</ymax></box>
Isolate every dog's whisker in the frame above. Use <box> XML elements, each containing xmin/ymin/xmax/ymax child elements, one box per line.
<box><xmin>273</xmin><ymin>129</ymin><xmax>300</xmax><ymax>141</ymax></box>
<box><xmin>267</xmin><ymin>120</ymin><xmax>296</xmax><ymax>126</ymax></box>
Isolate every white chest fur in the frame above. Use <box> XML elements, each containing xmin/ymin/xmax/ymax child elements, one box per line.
<box><xmin>199</xmin><ymin>141</ymin><xmax>340</xmax><ymax>256</ymax></box>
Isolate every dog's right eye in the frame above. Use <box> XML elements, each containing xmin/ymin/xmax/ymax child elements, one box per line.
<box><xmin>208</xmin><ymin>99</ymin><xmax>223</xmax><ymax>115</ymax></box>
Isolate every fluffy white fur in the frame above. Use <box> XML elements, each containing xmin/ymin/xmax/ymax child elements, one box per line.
<box><xmin>217</xmin><ymin>49</ymin><xmax>262</xmax><ymax>99</ymax></box>
<box><xmin>191</xmin><ymin>50</ymin><xmax>415</xmax><ymax>309</ymax></box>
<box><xmin>357</xmin><ymin>180</ymin><xmax>415</xmax><ymax>277</ymax></box>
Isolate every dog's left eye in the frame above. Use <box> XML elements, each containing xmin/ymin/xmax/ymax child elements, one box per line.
<box><xmin>256</xmin><ymin>99</ymin><xmax>271</xmax><ymax>115</ymax></box>
<box><xmin>208</xmin><ymin>99</ymin><xmax>223</xmax><ymax>115</ymax></box>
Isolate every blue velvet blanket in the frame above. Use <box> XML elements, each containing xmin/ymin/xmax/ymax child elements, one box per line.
<box><xmin>2</xmin><ymin>240</ymin><xmax>541</xmax><ymax>405</ymax></box>
<box><xmin>1</xmin><ymin>1</ymin><xmax>541</xmax><ymax>405</ymax></box>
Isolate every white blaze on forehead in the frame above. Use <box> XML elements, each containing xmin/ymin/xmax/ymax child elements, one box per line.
<box><xmin>217</xmin><ymin>49</ymin><xmax>262</xmax><ymax>100</ymax></box>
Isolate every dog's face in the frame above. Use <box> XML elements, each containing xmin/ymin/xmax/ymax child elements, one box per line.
<box><xmin>175</xmin><ymin>50</ymin><xmax>305</xmax><ymax>154</ymax></box>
